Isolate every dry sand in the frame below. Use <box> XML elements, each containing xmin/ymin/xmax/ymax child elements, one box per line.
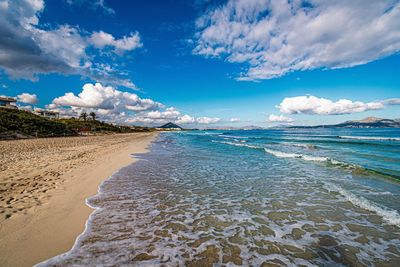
<box><xmin>0</xmin><ymin>132</ymin><xmax>157</xmax><ymax>267</ymax></box>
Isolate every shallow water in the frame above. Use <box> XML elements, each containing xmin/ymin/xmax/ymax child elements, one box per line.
<box><xmin>39</xmin><ymin>129</ymin><xmax>400</xmax><ymax>266</ymax></box>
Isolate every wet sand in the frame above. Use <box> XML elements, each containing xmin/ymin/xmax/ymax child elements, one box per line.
<box><xmin>0</xmin><ymin>133</ymin><xmax>157</xmax><ymax>267</ymax></box>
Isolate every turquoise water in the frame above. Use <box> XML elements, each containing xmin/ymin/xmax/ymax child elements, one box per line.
<box><xmin>40</xmin><ymin>129</ymin><xmax>400</xmax><ymax>266</ymax></box>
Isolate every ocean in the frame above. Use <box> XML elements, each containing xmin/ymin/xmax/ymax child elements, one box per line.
<box><xmin>39</xmin><ymin>128</ymin><xmax>400</xmax><ymax>266</ymax></box>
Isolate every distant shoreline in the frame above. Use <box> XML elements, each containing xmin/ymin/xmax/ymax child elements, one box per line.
<box><xmin>0</xmin><ymin>132</ymin><xmax>157</xmax><ymax>267</ymax></box>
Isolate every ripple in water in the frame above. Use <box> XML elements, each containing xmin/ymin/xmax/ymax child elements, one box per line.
<box><xmin>38</xmin><ymin>131</ymin><xmax>400</xmax><ymax>266</ymax></box>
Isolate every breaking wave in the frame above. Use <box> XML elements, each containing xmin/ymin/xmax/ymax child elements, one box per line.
<box><xmin>215</xmin><ymin>140</ymin><xmax>400</xmax><ymax>180</ymax></box>
<box><xmin>339</xmin><ymin>136</ymin><xmax>400</xmax><ymax>141</ymax></box>
<box><xmin>324</xmin><ymin>183</ymin><xmax>400</xmax><ymax>226</ymax></box>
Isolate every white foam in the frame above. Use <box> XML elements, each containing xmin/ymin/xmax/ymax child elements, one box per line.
<box><xmin>339</xmin><ymin>136</ymin><xmax>400</xmax><ymax>141</ymax></box>
<box><xmin>325</xmin><ymin>183</ymin><xmax>400</xmax><ymax>227</ymax></box>
<box><xmin>212</xmin><ymin>140</ymin><xmax>260</xmax><ymax>149</ymax></box>
<box><xmin>218</xmin><ymin>134</ymin><xmax>249</xmax><ymax>139</ymax></box>
<box><xmin>264</xmin><ymin>148</ymin><xmax>330</xmax><ymax>163</ymax></box>
<box><xmin>290</xmin><ymin>143</ymin><xmax>318</xmax><ymax>149</ymax></box>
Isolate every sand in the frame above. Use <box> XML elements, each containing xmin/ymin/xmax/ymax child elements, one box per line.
<box><xmin>0</xmin><ymin>132</ymin><xmax>157</xmax><ymax>267</ymax></box>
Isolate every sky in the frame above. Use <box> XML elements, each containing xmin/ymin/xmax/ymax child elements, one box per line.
<box><xmin>0</xmin><ymin>0</ymin><xmax>399</xmax><ymax>127</ymax></box>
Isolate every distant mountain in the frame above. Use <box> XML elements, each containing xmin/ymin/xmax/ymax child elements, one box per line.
<box><xmin>158</xmin><ymin>122</ymin><xmax>183</xmax><ymax>130</ymax></box>
<box><xmin>290</xmin><ymin>117</ymin><xmax>400</xmax><ymax>129</ymax></box>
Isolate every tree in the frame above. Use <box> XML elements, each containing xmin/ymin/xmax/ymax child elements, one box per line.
<box><xmin>80</xmin><ymin>112</ymin><xmax>88</xmax><ymax>121</ymax></box>
<box><xmin>89</xmin><ymin>112</ymin><xmax>96</xmax><ymax>121</ymax></box>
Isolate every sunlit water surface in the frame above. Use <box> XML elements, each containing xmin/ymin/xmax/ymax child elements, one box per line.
<box><xmin>39</xmin><ymin>129</ymin><xmax>400</xmax><ymax>266</ymax></box>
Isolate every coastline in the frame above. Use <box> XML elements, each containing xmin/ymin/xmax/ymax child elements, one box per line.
<box><xmin>0</xmin><ymin>132</ymin><xmax>158</xmax><ymax>267</ymax></box>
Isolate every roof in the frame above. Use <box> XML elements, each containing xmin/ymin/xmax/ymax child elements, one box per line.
<box><xmin>35</xmin><ymin>109</ymin><xmax>59</xmax><ymax>115</ymax></box>
<box><xmin>0</xmin><ymin>97</ymin><xmax>17</xmax><ymax>103</ymax></box>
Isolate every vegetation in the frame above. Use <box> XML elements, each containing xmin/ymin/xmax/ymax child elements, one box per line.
<box><xmin>58</xmin><ymin>118</ymin><xmax>154</xmax><ymax>133</ymax></box>
<box><xmin>79</xmin><ymin>112</ymin><xmax>88</xmax><ymax>121</ymax></box>
<box><xmin>0</xmin><ymin>108</ymin><xmax>72</xmax><ymax>138</ymax></box>
<box><xmin>0</xmin><ymin>108</ymin><xmax>155</xmax><ymax>139</ymax></box>
<box><xmin>89</xmin><ymin>112</ymin><xmax>96</xmax><ymax>121</ymax></box>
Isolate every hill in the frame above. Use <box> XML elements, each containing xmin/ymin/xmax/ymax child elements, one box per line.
<box><xmin>290</xmin><ymin>117</ymin><xmax>400</xmax><ymax>129</ymax></box>
<box><xmin>158</xmin><ymin>122</ymin><xmax>183</xmax><ymax>130</ymax></box>
<box><xmin>0</xmin><ymin>108</ymin><xmax>72</xmax><ymax>139</ymax></box>
<box><xmin>0</xmin><ymin>109</ymin><xmax>154</xmax><ymax>139</ymax></box>
<box><xmin>58</xmin><ymin>118</ymin><xmax>153</xmax><ymax>133</ymax></box>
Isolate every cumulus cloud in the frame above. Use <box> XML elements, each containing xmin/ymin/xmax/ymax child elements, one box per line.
<box><xmin>230</xmin><ymin>117</ymin><xmax>240</xmax><ymax>122</ymax></box>
<box><xmin>53</xmin><ymin>83</ymin><xmax>162</xmax><ymax>112</ymax></box>
<box><xmin>278</xmin><ymin>96</ymin><xmax>384</xmax><ymax>115</ymax></box>
<box><xmin>194</xmin><ymin>0</ymin><xmax>400</xmax><ymax>81</ymax></box>
<box><xmin>17</xmin><ymin>93</ymin><xmax>38</xmax><ymax>104</ymax></box>
<box><xmin>89</xmin><ymin>31</ymin><xmax>142</xmax><ymax>54</ymax></box>
<box><xmin>127</xmin><ymin>108</ymin><xmax>220</xmax><ymax>125</ymax></box>
<box><xmin>268</xmin><ymin>114</ymin><xmax>293</xmax><ymax>123</ymax></box>
<box><xmin>0</xmin><ymin>0</ymin><xmax>140</xmax><ymax>88</ymax></box>
<box><xmin>196</xmin><ymin>116</ymin><xmax>221</xmax><ymax>124</ymax></box>
<box><xmin>176</xmin><ymin>114</ymin><xmax>195</xmax><ymax>124</ymax></box>
<box><xmin>49</xmin><ymin>83</ymin><xmax>221</xmax><ymax>126</ymax></box>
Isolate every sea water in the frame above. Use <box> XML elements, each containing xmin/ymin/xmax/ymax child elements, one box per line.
<box><xmin>39</xmin><ymin>128</ymin><xmax>400</xmax><ymax>266</ymax></box>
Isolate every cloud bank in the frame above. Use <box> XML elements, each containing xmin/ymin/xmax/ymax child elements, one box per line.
<box><xmin>268</xmin><ymin>114</ymin><xmax>293</xmax><ymax>123</ymax></box>
<box><xmin>194</xmin><ymin>0</ymin><xmax>400</xmax><ymax>81</ymax></box>
<box><xmin>277</xmin><ymin>96</ymin><xmax>400</xmax><ymax>115</ymax></box>
<box><xmin>50</xmin><ymin>83</ymin><xmax>221</xmax><ymax>126</ymax></box>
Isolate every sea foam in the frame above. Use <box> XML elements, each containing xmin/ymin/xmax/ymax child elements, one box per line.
<box><xmin>339</xmin><ymin>136</ymin><xmax>400</xmax><ymax>141</ymax></box>
<box><xmin>324</xmin><ymin>183</ymin><xmax>400</xmax><ymax>227</ymax></box>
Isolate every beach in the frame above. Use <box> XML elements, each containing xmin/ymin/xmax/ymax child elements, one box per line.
<box><xmin>0</xmin><ymin>132</ymin><xmax>157</xmax><ymax>267</ymax></box>
<box><xmin>38</xmin><ymin>129</ymin><xmax>400</xmax><ymax>266</ymax></box>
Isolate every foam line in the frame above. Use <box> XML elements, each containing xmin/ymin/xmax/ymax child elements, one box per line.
<box><xmin>339</xmin><ymin>136</ymin><xmax>400</xmax><ymax>141</ymax></box>
<box><xmin>325</xmin><ymin>183</ymin><xmax>400</xmax><ymax>227</ymax></box>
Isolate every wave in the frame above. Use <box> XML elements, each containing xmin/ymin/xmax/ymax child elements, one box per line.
<box><xmin>284</xmin><ymin>143</ymin><xmax>318</xmax><ymax>149</ymax></box>
<box><xmin>324</xmin><ymin>183</ymin><xmax>400</xmax><ymax>227</ymax></box>
<box><xmin>339</xmin><ymin>136</ymin><xmax>400</xmax><ymax>141</ymax></box>
<box><xmin>263</xmin><ymin>148</ymin><xmax>400</xmax><ymax>179</ymax></box>
<box><xmin>263</xmin><ymin>148</ymin><xmax>339</xmax><ymax>163</ymax></box>
<box><xmin>212</xmin><ymin>140</ymin><xmax>260</xmax><ymax>149</ymax></box>
<box><xmin>214</xmin><ymin>140</ymin><xmax>400</xmax><ymax>180</ymax></box>
<box><xmin>218</xmin><ymin>134</ymin><xmax>249</xmax><ymax>139</ymax></box>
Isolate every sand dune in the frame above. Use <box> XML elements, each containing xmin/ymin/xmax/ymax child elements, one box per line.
<box><xmin>0</xmin><ymin>132</ymin><xmax>157</xmax><ymax>267</ymax></box>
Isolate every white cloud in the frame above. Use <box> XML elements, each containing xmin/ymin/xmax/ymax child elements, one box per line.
<box><xmin>127</xmin><ymin>108</ymin><xmax>220</xmax><ymax>126</ymax></box>
<box><xmin>382</xmin><ymin>98</ymin><xmax>400</xmax><ymax>105</ymax></box>
<box><xmin>66</xmin><ymin>0</ymin><xmax>115</xmax><ymax>15</ymax></box>
<box><xmin>17</xmin><ymin>93</ymin><xmax>38</xmax><ymax>104</ymax></box>
<box><xmin>268</xmin><ymin>114</ymin><xmax>293</xmax><ymax>123</ymax></box>
<box><xmin>278</xmin><ymin>96</ymin><xmax>384</xmax><ymax>115</ymax></box>
<box><xmin>49</xmin><ymin>83</ymin><xmax>222</xmax><ymax>126</ymax></box>
<box><xmin>89</xmin><ymin>31</ymin><xmax>142</xmax><ymax>53</ymax></box>
<box><xmin>0</xmin><ymin>0</ymin><xmax>140</xmax><ymax>88</ymax></box>
<box><xmin>94</xmin><ymin>0</ymin><xmax>115</xmax><ymax>15</ymax></box>
<box><xmin>194</xmin><ymin>0</ymin><xmax>400</xmax><ymax>81</ymax></box>
<box><xmin>127</xmin><ymin>107</ymin><xmax>183</xmax><ymax>125</ymax></box>
<box><xmin>196</xmin><ymin>116</ymin><xmax>221</xmax><ymax>124</ymax></box>
<box><xmin>230</xmin><ymin>117</ymin><xmax>240</xmax><ymax>122</ymax></box>
<box><xmin>176</xmin><ymin>114</ymin><xmax>195</xmax><ymax>124</ymax></box>
<box><xmin>19</xmin><ymin>105</ymin><xmax>33</xmax><ymax>111</ymax></box>
<box><xmin>52</xmin><ymin>83</ymin><xmax>162</xmax><ymax>113</ymax></box>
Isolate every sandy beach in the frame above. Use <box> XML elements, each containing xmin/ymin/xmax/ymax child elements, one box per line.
<box><xmin>0</xmin><ymin>132</ymin><xmax>157</xmax><ymax>267</ymax></box>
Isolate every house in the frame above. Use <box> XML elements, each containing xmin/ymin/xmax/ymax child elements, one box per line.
<box><xmin>34</xmin><ymin>109</ymin><xmax>60</xmax><ymax>119</ymax></box>
<box><xmin>0</xmin><ymin>97</ymin><xmax>17</xmax><ymax>109</ymax></box>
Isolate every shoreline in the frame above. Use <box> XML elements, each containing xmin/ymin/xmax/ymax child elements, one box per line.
<box><xmin>0</xmin><ymin>132</ymin><xmax>157</xmax><ymax>267</ymax></box>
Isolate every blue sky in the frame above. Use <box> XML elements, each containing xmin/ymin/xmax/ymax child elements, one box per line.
<box><xmin>0</xmin><ymin>0</ymin><xmax>399</xmax><ymax>127</ymax></box>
